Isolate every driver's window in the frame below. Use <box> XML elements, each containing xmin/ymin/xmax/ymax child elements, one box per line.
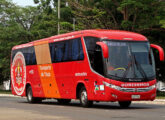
<box><xmin>93</xmin><ymin>45</ymin><xmax>104</xmax><ymax>75</ymax></box>
<box><xmin>84</xmin><ymin>36</ymin><xmax>104</xmax><ymax>75</ymax></box>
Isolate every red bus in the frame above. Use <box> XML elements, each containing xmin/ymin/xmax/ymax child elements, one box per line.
<box><xmin>11</xmin><ymin>30</ymin><xmax>164</xmax><ymax>107</ymax></box>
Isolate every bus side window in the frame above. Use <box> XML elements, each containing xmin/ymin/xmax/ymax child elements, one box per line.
<box><xmin>49</xmin><ymin>42</ymin><xmax>65</xmax><ymax>63</ymax></box>
<box><xmin>49</xmin><ymin>38</ymin><xmax>84</xmax><ymax>63</ymax></box>
<box><xmin>55</xmin><ymin>42</ymin><xmax>65</xmax><ymax>62</ymax></box>
<box><xmin>78</xmin><ymin>38</ymin><xmax>84</xmax><ymax>60</ymax></box>
<box><xmin>63</xmin><ymin>41</ymin><xmax>71</xmax><ymax>61</ymax></box>
<box><xmin>30</xmin><ymin>47</ymin><xmax>37</xmax><ymax>65</ymax></box>
<box><xmin>22</xmin><ymin>47</ymin><xmax>36</xmax><ymax>65</ymax></box>
<box><xmin>11</xmin><ymin>47</ymin><xmax>36</xmax><ymax>66</ymax></box>
<box><xmin>72</xmin><ymin>39</ymin><xmax>79</xmax><ymax>60</ymax></box>
<box><xmin>25</xmin><ymin>48</ymin><xmax>31</xmax><ymax>65</ymax></box>
<box><xmin>72</xmin><ymin>38</ymin><xmax>84</xmax><ymax>61</ymax></box>
<box><xmin>49</xmin><ymin>43</ymin><xmax>56</xmax><ymax>63</ymax></box>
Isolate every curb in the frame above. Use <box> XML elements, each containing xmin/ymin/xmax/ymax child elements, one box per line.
<box><xmin>0</xmin><ymin>94</ymin><xmax>18</xmax><ymax>97</ymax></box>
<box><xmin>133</xmin><ymin>99</ymin><xmax>165</xmax><ymax>105</ymax></box>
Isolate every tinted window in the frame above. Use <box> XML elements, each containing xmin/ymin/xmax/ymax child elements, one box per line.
<box><xmin>84</xmin><ymin>37</ymin><xmax>105</xmax><ymax>75</ymax></box>
<box><xmin>72</xmin><ymin>38</ymin><xmax>84</xmax><ymax>60</ymax></box>
<box><xmin>49</xmin><ymin>38</ymin><xmax>84</xmax><ymax>63</ymax></box>
<box><xmin>11</xmin><ymin>46</ymin><xmax>37</xmax><ymax>65</ymax></box>
<box><xmin>84</xmin><ymin>37</ymin><xmax>100</xmax><ymax>52</ymax></box>
<box><xmin>84</xmin><ymin>36</ymin><xmax>100</xmax><ymax>63</ymax></box>
<box><xmin>56</xmin><ymin>42</ymin><xmax>65</xmax><ymax>62</ymax></box>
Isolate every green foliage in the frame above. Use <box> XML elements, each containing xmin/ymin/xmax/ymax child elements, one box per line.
<box><xmin>157</xmin><ymin>90</ymin><xmax>165</xmax><ymax>97</ymax></box>
<box><xmin>0</xmin><ymin>90</ymin><xmax>11</xmax><ymax>94</ymax></box>
<box><xmin>69</xmin><ymin>0</ymin><xmax>165</xmax><ymax>31</ymax></box>
<box><xmin>160</xmin><ymin>20</ymin><xmax>165</xmax><ymax>28</ymax></box>
<box><xmin>61</xmin><ymin>7</ymin><xmax>73</xmax><ymax>22</ymax></box>
<box><xmin>60</xmin><ymin>22</ymin><xmax>73</xmax><ymax>33</ymax></box>
<box><xmin>0</xmin><ymin>0</ymin><xmax>165</xmax><ymax>83</ymax></box>
<box><xmin>121</xmin><ymin>20</ymin><xmax>132</xmax><ymax>30</ymax></box>
<box><xmin>31</xmin><ymin>13</ymin><xmax>58</xmax><ymax>39</ymax></box>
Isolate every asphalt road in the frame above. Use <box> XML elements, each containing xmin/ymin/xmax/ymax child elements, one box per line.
<box><xmin>0</xmin><ymin>96</ymin><xmax>165</xmax><ymax>120</ymax></box>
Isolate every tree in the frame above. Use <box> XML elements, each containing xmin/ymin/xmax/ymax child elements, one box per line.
<box><xmin>0</xmin><ymin>0</ymin><xmax>38</xmax><ymax>83</ymax></box>
<box><xmin>33</xmin><ymin>0</ymin><xmax>74</xmax><ymax>33</ymax></box>
<box><xmin>68</xmin><ymin>0</ymin><xmax>165</xmax><ymax>31</ymax></box>
<box><xmin>0</xmin><ymin>0</ymin><xmax>165</xmax><ymax>84</ymax></box>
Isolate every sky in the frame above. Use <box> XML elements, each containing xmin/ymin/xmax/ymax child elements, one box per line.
<box><xmin>12</xmin><ymin>0</ymin><xmax>37</xmax><ymax>7</ymax></box>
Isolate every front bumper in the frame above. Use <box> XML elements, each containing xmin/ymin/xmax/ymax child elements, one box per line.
<box><xmin>108</xmin><ymin>88</ymin><xmax>156</xmax><ymax>102</ymax></box>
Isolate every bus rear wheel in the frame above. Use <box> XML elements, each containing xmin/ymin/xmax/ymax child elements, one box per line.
<box><xmin>27</xmin><ymin>86</ymin><xmax>42</xmax><ymax>103</ymax></box>
<box><xmin>79</xmin><ymin>87</ymin><xmax>93</xmax><ymax>107</ymax></box>
<box><xmin>118</xmin><ymin>101</ymin><xmax>131</xmax><ymax>108</ymax></box>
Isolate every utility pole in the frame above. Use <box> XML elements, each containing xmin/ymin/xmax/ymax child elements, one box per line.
<box><xmin>58</xmin><ymin>0</ymin><xmax>60</xmax><ymax>35</ymax></box>
<box><xmin>73</xmin><ymin>18</ymin><xmax>75</xmax><ymax>31</ymax></box>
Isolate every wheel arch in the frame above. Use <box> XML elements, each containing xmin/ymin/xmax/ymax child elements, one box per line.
<box><xmin>76</xmin><ymin>82</ymin><xmax>86</xmax><ymax>99</ymax></box>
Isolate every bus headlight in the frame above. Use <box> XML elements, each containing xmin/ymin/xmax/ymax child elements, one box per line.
<box><xmin>110</xmin><ymin>84</ymin><xmax>121</xmax><ymax>91</ymax></box>
<box><xmin>103</xmin><ymin>81</ymin><xmax>111</xmax><ymax>86</ymax></box>
<box><xmin>148</xmin><ymin>84</ymin><xmax>156</xmax><ymax>90</ymax></box>
<box><xmin>103</xmin><ymin>81</ymin><xmax>121</xmax><ymax>90</ymax></box>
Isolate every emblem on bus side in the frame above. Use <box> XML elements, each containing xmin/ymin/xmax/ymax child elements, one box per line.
<box><xmin>11</xmin><ymin>52</ymin><xmax>26</xmax><ymax>95</ymax></box>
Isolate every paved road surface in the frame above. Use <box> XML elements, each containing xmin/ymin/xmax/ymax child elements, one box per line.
<box><xmin>0</xmin><ymin>96</ymin><xmax>165</xmax><ymax>120</ymax></box>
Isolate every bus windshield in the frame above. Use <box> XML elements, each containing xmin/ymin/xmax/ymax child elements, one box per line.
<box><xmin>104</xmin><ymin>41</ymin><xmax>155</xmax><ymax>81</ymax></box>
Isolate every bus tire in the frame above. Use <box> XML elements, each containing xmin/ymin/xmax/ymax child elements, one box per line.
<box><xmin>27</xmin><ymin>86</ymin><xmax>41</xmax><ymax>103</ymax></box>
<box><xmin>118</xmin><ymin>101</ymin><xmax>131</xmax><ymax>108</ymax></box>
<box><xmin>79</xmin><ymin>87</ymin><xmax>93</xmax><ymax>107</ymax></box>
<box><xmin>57</xmin><ymin>99</ymin><xmax>71</xmax><ymax>104</ymax></box>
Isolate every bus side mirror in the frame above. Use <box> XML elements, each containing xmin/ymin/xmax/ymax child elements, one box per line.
<box><xmin>150</xmin><ymin>44</ymin><xmax>164</xmax><ymax>61</ymax></box>
<box><xmin>96</xmin><ymin>42</ymin><xmax>109</xmax><ymax>58</ymax></box>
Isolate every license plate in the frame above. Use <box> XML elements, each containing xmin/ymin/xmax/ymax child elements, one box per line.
<box><xmin>132</xmin><ymin>95</ymin><xmax>140</xmax><ymax>99</ymax></box>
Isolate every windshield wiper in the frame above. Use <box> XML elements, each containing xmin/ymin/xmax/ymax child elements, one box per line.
<box><xmin>122</xmin><ymin>61</ymin><xmax>132</xmax><ymax>78</ymax></box>
<box><xmin>122</xmin><ymin>44</ymin><xmax>134</xmax><ymax>79</ymax></box>
<box><xmin>132</xmin><ymin>54</ymin><xmax>148</xmax><ymax>81</ymax></box>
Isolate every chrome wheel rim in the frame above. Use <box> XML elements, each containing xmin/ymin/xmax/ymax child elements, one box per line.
<box><xmin>81</xmin><ymin>90</ymin><xmax>87</xmax><ymax>104</ymax></box>
<box><xmin>28</xmin><ymin>90</ymin><xmax>32</xmax><ymax>101</ymax></box>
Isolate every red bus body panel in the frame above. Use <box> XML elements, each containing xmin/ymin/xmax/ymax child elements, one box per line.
<box><xmin>11</xmin><ymin>29</ymin><xmax>157</xmax><ymax>102</ymax></box>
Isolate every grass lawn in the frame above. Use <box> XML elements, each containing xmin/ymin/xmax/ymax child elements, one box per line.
<box><xmin>0</xmin><ymin>90</ymin><xmax>12</xmax><ymax>94</ymax></box>
<box><xmin>156</xmin><ymin>96</ymin><xmax>165</xmax><ymax>99</ymax></box>
<box><xmin>156</xmin><ymin>91</ymin><xmax>165</xmax><ymax>99</ymax></box>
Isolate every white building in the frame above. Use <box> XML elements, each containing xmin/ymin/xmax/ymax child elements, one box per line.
<box><xmin>157</xmin><ymin>81</ymin><xmax>165</xmax><ymax>91</ymax></box>
<box><xmin>3</xmin><ymin>80</ymin><xmax>10</xmax><ymax>90</ymax></box>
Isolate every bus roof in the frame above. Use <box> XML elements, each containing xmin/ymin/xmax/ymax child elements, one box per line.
<box><xmin>12</xmin><ymin>29</ymin><xmax>148</xmax><ymax>50</ymax></box>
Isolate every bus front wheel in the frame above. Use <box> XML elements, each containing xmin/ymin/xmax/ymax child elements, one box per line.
<box><xmin>79</xmin><ymin>87</ymin><xmax>93</xmax><ymax>107</ymax></box>
<box><xmin>118</xmin><ymin>101</ymin><xmax>131</xmax><ymax>108</ymax></box>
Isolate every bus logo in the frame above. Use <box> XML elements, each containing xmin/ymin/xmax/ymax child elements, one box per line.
<box><xmin>11</xmin><ymin>52</ymin><xmax>26</xmax><ymax>95</ymax></box>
